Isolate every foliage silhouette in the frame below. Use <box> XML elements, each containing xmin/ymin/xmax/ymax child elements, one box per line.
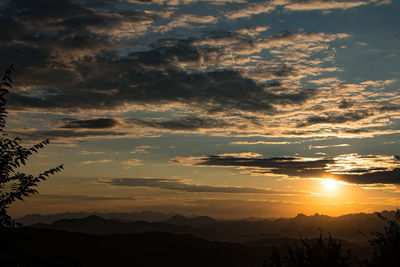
<box><xmin>263</xmin><ymin>231</ymin><xmax>355</xmax><ymax>267</ymax></box>
<box><xmin>366</xmin><ymin>209</ymin><xmax>400</xmax><ymax>266</ymax></box>
<box><xmin>0</xmin><ymin>64</ymin><xmax>63</xmax><ymax>228</ymax></box>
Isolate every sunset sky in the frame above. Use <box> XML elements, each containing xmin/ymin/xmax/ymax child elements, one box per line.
<box><xmin>3</xmin><ymin>0</ymin><xmax>400</xmax><ymax>219</ymax></box>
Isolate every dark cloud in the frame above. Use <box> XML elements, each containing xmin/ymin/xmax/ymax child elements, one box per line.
<box><xmin>100</xmin><ymin>177</ymin><xmax>300</xmax><ymax>195</ymax></box>
<box><xmin>2</xmin><ymin>0</ymin><xmax>91</xmax><ymax>23</ymax></box>
<box><xmin>378</xmin><ymin>104</ymin><xmax>400</xmax><ymax>112</ymax></box>
<box><xmin>338</xmin><ymin>99</ymin><xmax>354</xmax><ymax>109</ymax></box>
<box><xmin>0</xmin><ymin>0</ymin><xmax>316</xmax><ymax>116</ymax></box>
<box><xmin>339</xmin><ymin>169</ymin><xmax>400</xmax><ymax>184</ymax></box>
<box><xmin>147</xmin><ymin>38</ymin><xmax>223</xmax><ymax>67</ymax></box>
<box><xmin>342</xmin><ymin>128</ymin><xmax>372</xmax><ymax>134</ymax></box>
<box><xmin>193</xmin><ymin>155</ymin><xmax>334</xmax><ymax>178</ymax></box>
<box><xmin>299</xmin><ymin>110</ymin><xmax>372</xmax><ymax>126</ymax></box>
<box><xmin>0</xmin><ymin>0</ymin><xmax>156</xmax><ymax>105</ymax></box>
<box><xmin>41</xmin><ymin>129</ymin><xmax>127</xmax><ymax>138</ymax></box>
<box><xmin>13</xmin><ymin>129</ymin><xmax>127</xmax><ymax>140</ymax></box>
<box><xmin>129</xmin><ymin>117</ymin><xmax>230</xmax><ymax>131</ymax></box>
<box><xmin>0</xmin><ymin>0</ymin><xmax>155</xmax><ymax>65</ymax></box>
<box><xmin>273</xmin><ymin>64</ymin><xmax>296</xmax><ymax>77</ymax></box>
<box><xmin>0</xmin><ymin>0</ymin><xmax>327</xmax><ymax>140</ymax></box>
<box><xmin>9</xmin><ymin>63</ymin><xmax>316</xmax><ymax>114</ymax></box>
<box><xmin>173</xmin><ymin>154</ymin><xmax>400</xmax><ymax>185</ymax></box>
<box><xmin>61</xmin><ymin>118</ymin><xmax>119</xmax><ymax>129</ymax></box>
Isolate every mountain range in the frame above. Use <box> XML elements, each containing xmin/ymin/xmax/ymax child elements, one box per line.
<box><xmin>25</xmin><ymin>210</ymin><xmax>395</xmax><ymax>244</ymax></box>
<box><xmin>6</xmin><ymin>211</ymin><xmax>393</xmax><ymax>265</ymax></box>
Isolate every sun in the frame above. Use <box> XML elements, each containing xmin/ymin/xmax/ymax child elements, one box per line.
<box><xmin>322</xmin><ymin>178</ymin><xmax>339</xmax><ymax>192</ymax></box>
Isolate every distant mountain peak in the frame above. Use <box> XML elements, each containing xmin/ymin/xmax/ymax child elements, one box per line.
<box><xmin>167</xmin><ymin>215</ymin><xmax>188</xmax><ymax>224</ymax></box>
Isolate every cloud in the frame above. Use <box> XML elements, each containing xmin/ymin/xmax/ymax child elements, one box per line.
<box><xmin>369</xmin><ymin>0</ymin><xmax>391</xmax><ymax>6</ymax></box>
<box><xmin>152</xmin><ymin>14</ymin><xmax>217</xmax><ymax>33</ymax></box>
<box><xmin>129</xmin><ymin>117</ymin><xmax>232</xmax><ymax>131</ymax></box>
<box><xmin>175</xmin><ymin>154</ymin><xmax>334</xmax><ymax>178</ymax></box>
<box><xmin>226</xmin><ymin>1</ymin><xmax>283</xmax><ymax>19</ymax></box>
<box><xmin>171</xmin><ymin>153</ymin><xmax>400</xmax><ymax>184</ymax></box>
<box><xmin>0</xmin><ymin>0</ymin><xmax>156</xmax><ymax>95</ymax></box>
<box><xmin>98</xmin><ymin>177</ymin><xmax>303</xmax><ymax>195</ymax></box>
<box><xmin>308</xmin><ymin>144</ymin><xmax>350</xmax><ymax>149</ymax></box>
<box><xmin>15</xmin><ymin>129</ymin><xmax>128</xmax><ymax>139</ymax></box>
<box><xmin>122</xmin><ymin>159</ymin><xmax>143</xmax><ymax>166</ymax></box>
<box><xmin>60</xmin><ymin>118</ymin><xmax>119</xmax><ymax>129</ymax></box>
<box><xmin>284</xmin><ymin>1</ymin><xmax>368</xmax><ymax>11</ymax></box>
<box><xmin>0</xmin><ymin>0</ymin><xmax>155</xmax><ymax>56</ymax></box>
<box><xmin>236</xmin><ymin>26</ymin><xmax>271</xmax><ymax>37</ymax></box>
<box><xmin>231</xmin><ymin>141</ymin><xmax>297</xmax><ymax>145</ymax></box>
<box><xmin>130</xmin><ymin>145</ymin><xmax>154</xmax><ymax>154</ymax></box>
<box><xmin>78</xmin><ymin>151</ymin><xmax>106</xmax><ymax>155</ymax></box>
<box><xmin>81</xmin><ymin>159</ymin><xmax>112</xmax><ymax>164</ymax></box>
<box><xmin>298</xmin><ymin>110</ymin><xmax>372</xmax><ymax>126</ymax></box>
<box><xmin>2</xmin><ymin>0</ymin><xmax>396</xmax><ymax>140</ymax></box>
<box><xmin>124</xmin><ymin>0</ymin><xmax>246</xmax><ymax>5</ymax></box>
<box><xmin>338</xmin><ymin>99</ymin><xmax>354</xmax><ymax>109</ymax></box>
<box><xmin>225</xmin><ymin>0</ymin><xmax>389</xmax><ymax>19</ymax></box>
<box><xmin>37</xmin><ymin>193</ymin><xmax>137</xmax><ymax>201</ymax></box>
<box><xmin>9</xmin><ymin>64</ymin><xmax>316</xmax><ymax>115</ymax></box>
<box><xmin>2</xmin><ymin>0</ymin><xmax>341</xmax><ymax>133</ymax></box>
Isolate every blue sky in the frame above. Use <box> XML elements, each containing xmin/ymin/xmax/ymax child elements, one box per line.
<box><xmin>2</xmin><ymin>0</ymin><xmax>400</xmax><ymax>218</ymax></box>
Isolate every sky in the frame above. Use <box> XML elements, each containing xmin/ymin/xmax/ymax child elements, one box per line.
<box><xmin>2</xmin><ymin>0</ymin><xmax>400</xmax><ymax>219</ymax></box>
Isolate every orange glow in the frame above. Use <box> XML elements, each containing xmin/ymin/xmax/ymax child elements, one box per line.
<box><xmin>322</xmin><ymin>178</ymin><xmax>340</xmax><ymax>192</ymax></box>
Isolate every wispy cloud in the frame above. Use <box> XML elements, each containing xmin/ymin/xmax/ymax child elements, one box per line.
<box><xmin>97</xmin><ymin>177</ymin><xmax>305</xmax><ymax>195</ymax></box>
<box><xmin>122</xmin><ymin>159</ymin><xmax>143</xmax><ymax>166</ymax></box>
<box><xmin>81</xmin><ymin>159</ymin><xmax>112</xmax><ymax>165</ymax></box>
<box><xmin>225</xmin><ymin>0</ymin><xmax>389</xmax><ymax>19</ymax></box>
<box><xmin>308</xmin><ymin>144</ymin><xmax>350</xmax><ymax>149</ymax></box>
<box><xmin>78</xmin><ymin>151</ymin><xmax>106</xmax><ymax>155</ymax></box>
<box><xmin>37</xmin><ymin>193</ymin><xmax>137</xmax><ymax>201</ymax></box>
<box><xmin>152</xmin><ymin>14</ymin><xmax>217</xmax><ymax>33</ymax></box>
<box><xmin>284</xmin><ymin>1</ymin><xmax>368</xmax><ymax>11</ymax></box>
<box><xmin>130</xmin><ymin>145</ymin><xmax>154</xmax><ymax>154</ymax></box>
<box><xmin>231</xmin><ymin>141</ymin><xmax>298</xmax><ymax>145</ymax></box>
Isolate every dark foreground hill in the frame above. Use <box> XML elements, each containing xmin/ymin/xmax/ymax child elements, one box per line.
<box><xmin>28</xmin><ymin>215</ymin><xmax>369</xmax><ymax>260</ymax></box>
<box><xmin>1</xmin><ymin>228</ymin><xmax>268</xmax><ymax>267</ymax></box>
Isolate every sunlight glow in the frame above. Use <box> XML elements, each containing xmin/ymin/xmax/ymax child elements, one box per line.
<box><xmin>322</xmin><ymin>178</ymin><xmax>339</xmax><ymax>192</ymax></box>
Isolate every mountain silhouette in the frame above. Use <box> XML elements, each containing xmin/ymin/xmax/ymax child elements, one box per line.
<box><xmin>28</xmin><ymin>211</ymin><xmax>393</xmax><ymax>245</ymax></box>
<box><xmin>30</xmin><ymin>215</ymin><xmax>226</xmax><ymax>240</ymax></box>
<box><xmin>17</xmin><ymin>210</ymin><xmax>173</xmax><ymax>225</ymax></box>
<box><xmin>166</xmin><ymin>215</ymin><xmax>218</xmax><ymax>226</ymax></box>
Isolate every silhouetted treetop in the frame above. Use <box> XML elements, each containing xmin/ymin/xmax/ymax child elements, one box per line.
<box><xmin>0</xmin><ymin>65</ymin><xmax>63</xmax><ymax>228</ymax></box>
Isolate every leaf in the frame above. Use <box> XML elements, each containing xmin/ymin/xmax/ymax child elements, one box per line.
<box><xmin>0</xmin><ymin>64</ymin><xmax>63</xmax><ymax>228</ymax></box>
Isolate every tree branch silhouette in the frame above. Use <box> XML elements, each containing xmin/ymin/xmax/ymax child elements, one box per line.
<box><xmin>0</xmin><ymin>64</ymin><xmax>63</xmax><ymax>228</ymax></box>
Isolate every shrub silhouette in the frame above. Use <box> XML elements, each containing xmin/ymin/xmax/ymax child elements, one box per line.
<box><xmin>367</xmin><ymin>209</ymin><xmax>400</xmax><ymax>266</ymax></box>
<box><xmin>263</xmin><ymin>231</ymin><xmax>355</xmax><ymax>267</ymax></box>
<box><xmin>0</xmin><ymin>64</ymin><xmax>63</xmax><ymax>228</ymax></box>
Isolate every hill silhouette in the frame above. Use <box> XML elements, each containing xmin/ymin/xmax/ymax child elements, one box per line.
<box><xmin>30</xmin><ymin>215</ymin><xmax>223</xmax><ymax>239</ymax></box>
<box><xmin>1</xmin><ymin>228</ymin><xmax>267</xmax><ymax>267</ymax></box>
<box><xmin>27</xmin><ymin>211</ymin><xmax>394</xmax><ymax>246</ymax></box>
<box><xmin>8</xmin><ymin>211</ymin><xmax>399</xmax><ymax>266</ymax></box>
<box><xmin>17</xmin><ymin>210</ymin><xmax>173</xmax><ymax>225</ymax></box>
